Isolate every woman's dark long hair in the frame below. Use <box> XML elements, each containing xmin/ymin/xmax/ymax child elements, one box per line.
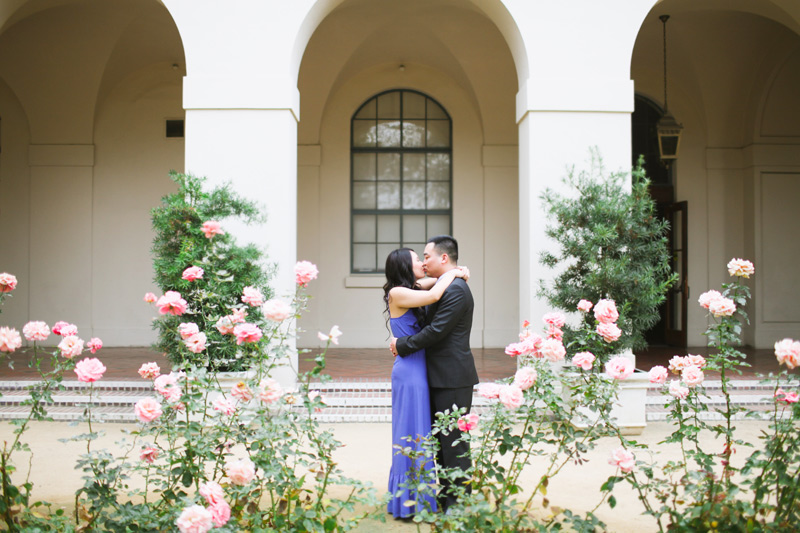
<box><xmin>383</xmin><ymin>248</ymin><xmax>426</xmax><ymax>327</ymax></box>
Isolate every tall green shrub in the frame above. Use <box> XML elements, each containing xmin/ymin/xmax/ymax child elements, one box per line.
<box><xmin>150</xmin><ymin>172</ymin><xmax>273</xmax><ymax>371</ymax></box>
<box><xmin>538</xmin><ymin>151</ymin><xmax>678</xmax><ymax>355</ymax></box>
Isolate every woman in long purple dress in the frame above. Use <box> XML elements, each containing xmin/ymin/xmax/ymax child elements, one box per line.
<box><xmin>383</xmin><ymin>248</ymin><xmax>467</xmax><ymax>518</ymax></box>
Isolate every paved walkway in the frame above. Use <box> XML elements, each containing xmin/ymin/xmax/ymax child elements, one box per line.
<box><xmin>1</xmin><ymin>345</ymin><xmax>785</xmax><ymax>381</ymax></box>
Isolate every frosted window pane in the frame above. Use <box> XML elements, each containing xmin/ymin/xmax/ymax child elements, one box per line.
<box><xmin>378</xmin><ymin>92</ymin><xmax>401</xmax><ymax>118</ymax></box>
<box><xmin>427</xmin><ymin>120</ymin><xmax>450</xmax><ymax>147</ymax></box>
<box><xmin>403</xmin><ymin>154</ymin><xmax>425</xmax><ymax>181</ymax></box>
<box><xmin>377</xmin><ymin>120</ymin><xmax>401</xmax><ymax>147</ymax></box>
<box><xmin>377</xmin><ymin>153</ymin><xmax>400</xmax><ymax>181</ymax></box>
<box><xmin>427</xmin><ymin>182</ymin><xmax>450</xmax><ymax>209</ymax></box>
<box><xmin>355</xmin><ymin>99</ymin><xmax>376</xmax><ymax>119</ymax></box>
<box><xmin>427</xmin><ymin>154</ymin><xmax>449</xmax><ymax>181</ymax></box>
<box><xmin>353</xmin><ymin>120</ymin><xmax>376</xmax><ymax>147</ymax></box>
<box><xmin>353</xmin><ymin>215</ymin><xmax>375</xmax><ymax>242</ymax></box>
<box><xmin>353</xmin><ymin>244</ymin><xmax>376</xmax><ymax>272</ymax></box>
<box><xmin>377</xmin><ymin>243</ymin><xmax>400</xmax><ymax>270</ymax></box>
<box><xmin>353</xmin><ymin>182</ymin><xmax>376</xmax><ymax>209</ymax></box>
<box><xmin>402</xmin><ymin>120</ymin><xmax>425</xmax><ymax>148</ymax></box>
<box><xmin>427</xmin><ymin>99</ymin><xmax>447</xmax><ymax>119</ymax></box>
<box><xmin>353</xmin><ymin>153</ymin><xmax>376</xmax><ymax>181</ymax></box>
<box><xmin>377</xmin><ymin>215</ymin><xmax>400</xmax><ymax>242</ymax></box>
<box><xmin>402</xmin><ymin>182</ymin><xmax>425</xmax><ymax>209</ymax></box>
<box><xmin>427</xmin><ymin>215</ymin><xmax>450</xmax><ymax>237</ymax></box>
<box><xmin>403</xmin><ymin>92</ymin><xmax>426</xmax><ymax>119</ymax></box>
<box><xmin>405</xmin><ymin>243</ymin><xmax>426</xmax><ymax>260</ymax></box>
<box><xmin>377</xmin><ymin>182</ymin><xmax>400</xmax><ymax>209</ymax></box>
<box><xmin>403</xmin><ymin>215</ymin><xmax>426</xmax><ymax>242</ymax></box>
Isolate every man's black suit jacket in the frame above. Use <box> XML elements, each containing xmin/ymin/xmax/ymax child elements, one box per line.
<box><xmin>396</xmin><ymin>278</ymin><xmax>479</xmax><ymax>389</ymax></box>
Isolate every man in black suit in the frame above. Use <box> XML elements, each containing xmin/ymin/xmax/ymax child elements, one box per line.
<box><xmin>389</xmin><ymin>235</ymin><xmax>479</xmax><ymax>512</ymax></box>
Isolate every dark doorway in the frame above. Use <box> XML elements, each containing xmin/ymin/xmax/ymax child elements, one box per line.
<box><xmin>632</xmin><ymin>95</ymin><xmax>687</xmax><ymax>347</ymax></box>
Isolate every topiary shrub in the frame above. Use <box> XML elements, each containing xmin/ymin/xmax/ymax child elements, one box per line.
<box><xmin>150</xmin><ymin>172</ymin><xmax>274</xmax><ymax>371</ymax></box>
<box><xmin>538</xmin><ymin>151</ymin><xmax>678</xmax><ymax>359</ymax></box>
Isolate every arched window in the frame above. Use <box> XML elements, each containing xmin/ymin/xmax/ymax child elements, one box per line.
<box><xmin>350</xmin><ymin>89</ymin><xmax>452</xmax><ymax>273</ymax></box>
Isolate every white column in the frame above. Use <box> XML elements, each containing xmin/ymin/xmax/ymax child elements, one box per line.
<box><xmin>517</xmin><ymin>79</ymin><xmax>634</xmax><ymax>330</ymax></box>
<box><xmin>183</xmin><ymin>80</ymin><xmax>299</xmax><ymax>385</ymax></box>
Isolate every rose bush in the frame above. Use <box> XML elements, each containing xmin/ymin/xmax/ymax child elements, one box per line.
<box><xmin>0</xmin><ymin>257</ymin><xmax>375</xmax><ymax>530</ymax></box>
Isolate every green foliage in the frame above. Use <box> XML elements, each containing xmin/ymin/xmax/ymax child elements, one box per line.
<box><xmin>150</xmin><ymin>171</ymin><xmax>274</xmax><ymax>371</ymax></box>
<box><xmin>539</xmin><ymin>150</ymin><xmax>678</xmax><ymax>354</ymax></box>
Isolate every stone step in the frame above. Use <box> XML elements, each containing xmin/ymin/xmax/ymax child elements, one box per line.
<box><xmin>0</xmin><ymin>379</ymin><xmax>786</xmax><ymax>423</ymax></box>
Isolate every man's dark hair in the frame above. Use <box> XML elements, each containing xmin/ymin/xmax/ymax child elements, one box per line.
<box><xmin>428</xmin><ymin>235</ymin><xmax>458</xmax><ymax>263</ymax></box>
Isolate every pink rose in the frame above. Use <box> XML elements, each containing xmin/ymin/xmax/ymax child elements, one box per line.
<box><xmin>708</xmin><ymin>297</ymin><xmax>736</xmax><ymax>317</ymax></box>
<box><xmin>87</xmin><ymin>337</ymin><xmax>103</xmax><ymax>354</ymax></box>
<box><xmin>230</xmin><ymin>308</ymin><xmax>247</xmax><ymax>324</ymax></box>
<box><xmin>263</xmin><ymin>299</ymin><xmax>291</xmax><ymax>321</ymax></box>
<box><xmin>182</xmin><ymin>266</ymin><xmax>204</xmax><ymax>281</ymax></box>
<box><xmin>774</xmin><ymin>338</ymin><xmax>800</xmax><ymax>370</ymax></box>
<box><xmin>457</xmin><ymin>413</ymin><xmax>479</xmax><ymax>432</ymax></box>
<box><xmin>539</xmin><ymin>338</ymin><xmax>566</xmax><ymax>362</ymax></box>
<box><xmin>668</xmin><ymin>355</ymin><xmax>687</xmax><ymax>374</ymax></box>
<box><xmin>199</xmin><ymin>481</ymin><xmax>226</xmax><ymax>506</ymax></box>
<box><xmin>0</xmin><ymin>273</ymin><xmax>17</xmax><ymax>293</ymax></box>
<box><xmin>0</xmin><ymin>327</ymin><xmax>22</xmax><ymax>353</ymax></box>
<box><xmin>143</xmin><ymin>292</ymin><xmax>157</xmax><ymax>303</ymax></box>
<box><xmin>231</xmin><ymin>381</ymin><xmax>253</xmax><ymax>402</ymax></box>
<box><xmin>698</xmin><ymin>290</ymin><xmax>722</xmax><ymax>310</ymax></box>
<box><xmin>572</xmin><ymin>351</ymin><xmax>595</xmax><ymax>371</ymax></box>
<box><xmin>687</xmin><ymin>354</ymin><xmax>706</xmax><ymax>369</ymax></box>
<box><xmin>176</xmin><ymin>504</ymin><xmax>214</xmax><ymax>533</ymax></box>
<box><xmin>593</xmin><ymin>299</ymin><xmax>619</xmax><ymax>324</ymax></box>
<box><xmin>522</xmin><ymin>320</ymin><xmax>530</xmax><ymax>328</ymax></box>
<box><xmin>648</xmin><ymin>365</ymin><xmax>668</xmax><ymax>384</ymax></box>
<box><xmin>22</xmin><ymin>321</ymin><xmax>50</xmax><ymax>342</ymax></box>
<box><xmin>478</xmin><ymin>382</ymin><xmax>502</xmax><ymax>399</ymax></box>
<box><xmin>134</xmin><ymin>397</ymin><xmax>163</xmax><ymax>423</ymax></box>
<box><xmin>605</xmin><ymin>356</ymin><xmax>634</xmax><ymax>380</ymax></box>
<box><xmin>209</xmin><ymin>501</ymin><xmax>231</xmax><ymax>528</ymax></box>
<box><xmin>775</xmin><ymin>388</ymin><xmax>799</xmax><ymax>404</ymax></box>
<box><xmin>295</xmin><ymin>260</ymin><xmax>319</xmax><ymax>286</ymax></box>
<box><xmin>74</xmin><ymin>357</ymin><xmax>107</xmax><ymax>382</ymax></box>
<box><xmin>154</xmin><ymin>373</ymin><xmax>182</xmax><ymax>402</ymax></box>
<box><xmin>140</xmin><ymin>445</ymin><xmax>159</xmax><ymax>464</ymax></box>
<box><xmin>225</xmin><ymin>458</ymin><xmax>256</xmax><ymax>486</ymax></box>
<box><xmin>499</xmin><ymin>383</ymin><xmax>524</xmax><ymax>409</ymax></box>
<box><xmin>201</xmin><ymin>220</ymin><xmax>225</xmax><ymax>239</ymax></box>
<box><xmin>669</xmin><ymin>380</ymin><xmax>689</xmax><ymax>400</ymax></box>
<box><xmin>727</xmin><ymin>258</ymin><xmax>754</xmax><ymax>278</ymax></box>
<box><xmin>138</xmin><ymin>362</ymin><xmax>161</xmax><ymax>380</ymax></box>
<box><xmin>179</xmin><ymin>322</ymin><xmax>200</xmax><ymax>340</ymax></box>
<box><xmin>234</xmin><ymin>323</ymin><xmax>263</xmax><ymax>345</ymax></box>
<box><xmin>596</xmin><ymin>322</ymin><xmax>622</xmax><ymax>343</ymax></box>
<box><xmin>157</xmin><ymin>291</ymin><xmax>188</xmax><ymax>316</ymax></box>
<box><xmin>58</xmin><ymin>335</ymin><xmax>84</xmax><ymax>359</ymax></box>
<box><xmin>577</xmin><ymin>299</ymin><xmax>593</xmax><ymax>312</ymax></box>
<box><xmin>317</xmin><ymin>325</ymin><xmax>342</xmax><ymax>345</ymax></box>
<box><xmin>514</xmin><ymin>367</ymin><xmax>538</xmax><ymax>390</ymax></box>
<box><xmin>608</xmin><ymin>447</ymin><xmax>635</xmax><ymax>473</ymax></box>
<box><xmin>241</xmin><ymin>286</ymin><xmax>264</xmax><ymax>307</ymax></box>
<box><xmin>59</xmin><ymin>324</ymin><xmax>78</xmax><ymax>337</ymax></box>
<box><xmin>542</xmin><ymin>312</ymin><xmax>566</xmax><ymax>328</ymax></box>
<box><xmin>546</xmin><ymin>324</ymin><xmax>563</xmax><ymax>341</ymax></box>
<box><xmin>681</xmin><ymin>365</ymin><xmax>704</xmax><ymax>387</ymax></box>
<box><xmin>184</xmin><ymin>332</ymin><xmax>207</xmax><ymax>354</ymax></box>
<box><xmin>52</xmin><ymin>321</ymin><xmax>70</xmax><ymax>336</ymax></box>
<box><xmin>258</xmin><ymin>378</ymin><xmax>283</xmax><ymax>404</ymax></box>
<box><xmin>212</xmin><ymin>396</ymin><xmax>236</xmax><ymax>416</ymax></box>
<box><xmin>504</xmin><ymin>341</ymin><xmax>525</xmax><ymax>357</ymax></box>
<box><xmin>214</xmin><ymin>316</ymin><xmax>234</xmax><ymax>335</ymax></box>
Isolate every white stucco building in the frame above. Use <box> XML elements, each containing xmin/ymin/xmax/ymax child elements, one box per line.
<box><xmin>1</xmin><ymin>0</ymin><xmax>798</xmax><ymax>354</ymax></box>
